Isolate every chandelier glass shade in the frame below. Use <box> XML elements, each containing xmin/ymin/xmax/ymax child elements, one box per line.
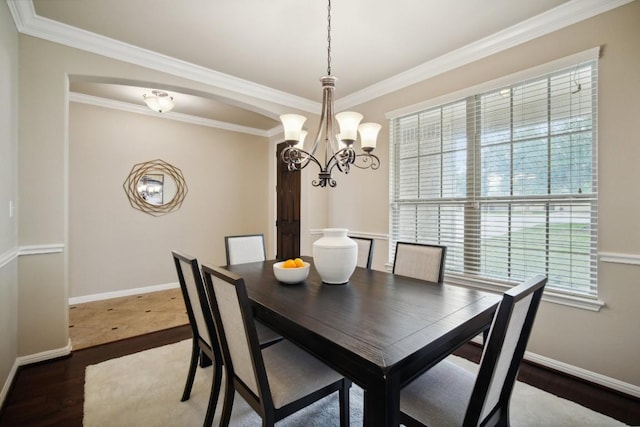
<box><xmin>279</xmin><ymin>1</ymin><xmax>381</xmax><ymax>188</ymax></box>
<box><xmin>143</xmin><ymin>90</ymin><xmax>175</xmax><ymax>113</ymax></box>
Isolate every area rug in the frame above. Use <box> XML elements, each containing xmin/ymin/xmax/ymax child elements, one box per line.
<box><xmin>84</xmin><ymin>340</ymin><xmax>626</xmax><ymax>426</ymax></box>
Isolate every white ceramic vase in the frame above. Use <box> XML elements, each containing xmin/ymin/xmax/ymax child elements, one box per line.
<box><xmin>313</xmin><ymin>228</ymin><xmax>357</xmax><ymax>285</ymax></box>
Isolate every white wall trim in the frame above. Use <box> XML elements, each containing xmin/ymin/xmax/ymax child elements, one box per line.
<box><xmin>309</xmin><ymin>229</ymin><xmax>389</xmax><ymax>241</ymax></box>
<box><xmin>469</xmin><ymin>336</ymin><xmax>640</xmax><ymax>398</ymax></box>
<box><xmin>524</xmin><ymin>351</ymin><xmax>640</xmax><ymax>399</ymax></box>
<box><xmin>68</xmin><ymin>282</ymin><xmax>179</xmax><ymax>305</ymax></box>
<box><xmin>16</xmin><ymin>339</ymin><xmax>72</xmax><ymax>366</ymax></box>
<box><xmin>0</xmin><ymin>247</ymin><xmax>19</xmax><ymax>270</ymax></box>
<box><xmin>385</xmin><ymin>46</ymin><xmax>601</xmax><ymax>119</ymax></box>
<box><xmin>0</xmin><ymin>359</ymin><xmax>19</xmax><ymax>408</ymax></box>
<box><xmin>338</xmin><ymin>0</ymin><xmax>631</xmax><ymax>110</ymax></box>
<box><xmin>448</xmin><ymin>275</ymin><xmax>605</xmax><ymax>312</ymax></box>
<box><xmin>69</xmin><ymin>92</ymin><xmax>271</xmax><ymax>137</ymax></box>
<box><xmin>8</xmin><ymin>0</ymin><xmax>632</xmax><ymax>112</ymax></box>
<box><xmin>18</xmin><ymin>243</ymin><xmax>65</xmax><ymax>256</ymax></box>
<box><xmin>599</xmin><ymin>251</ymin><xmax>640</xmax><ymax>266</ymax></box>
<box><xmin>7</xmin><ymin>0</ymin><xmax>318</xmax><ymax>114</ymax></box>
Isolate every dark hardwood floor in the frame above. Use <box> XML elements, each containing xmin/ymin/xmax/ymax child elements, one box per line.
<box><xmin>0</xmin><ymin>325</ymin><xmax>191</xmax><ymax>427</ymax></box>
<box><xmin>0</xmin><ymin>326</ymin><xmax>638</xmax><ymax>426</ymax></box>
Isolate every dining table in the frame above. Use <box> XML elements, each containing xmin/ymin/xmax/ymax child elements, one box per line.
<box><xmin>225</xmin><ymin>257</ymin><xmax>501</xmax><ymax>426</ymax></box>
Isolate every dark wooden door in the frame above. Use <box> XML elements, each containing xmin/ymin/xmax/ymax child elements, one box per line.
<box><xmin>276</xmin><ymin>142</ymin><xmax>301</xmax><ymax>260</ymax></box>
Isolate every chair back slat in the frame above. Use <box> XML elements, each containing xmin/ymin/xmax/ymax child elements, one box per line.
<box><xmin>225</xmin><ymin>234</ymin><xmax>266</xmax><ymax>265</ymax></box>
<box><xmin>393</xmin><ymin>242</ymin><xmax>446</xmax><ymax>283</ymax></box>
<box><xmin>465</xmin><ymin>274</ymin><xmax>547</xmax><ymax>426</ymax></box>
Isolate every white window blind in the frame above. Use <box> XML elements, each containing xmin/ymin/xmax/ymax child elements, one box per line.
<box><xmin>390</xmin><ymin>57</ymin><xmax>598</xmax><ymax>297</ymax></box>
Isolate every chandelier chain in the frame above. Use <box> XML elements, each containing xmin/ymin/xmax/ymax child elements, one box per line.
<box><xmin>327</xmin><ymin>0</ymin><xmax>332</xmax><ymax>76</ymax></box>
<box><xmin>278</xmin><ymin>0</ymin><xmax>381</xmax><ymax>188</ymax></box>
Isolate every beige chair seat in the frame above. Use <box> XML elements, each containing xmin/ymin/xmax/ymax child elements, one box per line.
<box><xmin>263</xmin><ymin>339</ymin><xmax>345</xmax><ymax>409</ymax></box>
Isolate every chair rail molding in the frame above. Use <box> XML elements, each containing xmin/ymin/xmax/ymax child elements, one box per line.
<box><xmin>18</xmin><ymin>243</ymin><xmax>65</xmax><ymax>256</ymax></box>
<box><xmin>1</xmin><ymin>244</ymin><xmax>65</xmax><ymax>271</ymax></box>
<box><xmin>599</xmin><ymin>251</ymin><xmax>640</xmax><ymax>266</ymax></box>
<box><xmin>309</xmin><ymin>229</ymin><xmax>388</xmax><ymax>241</ymax></box>
<box><xmin>0</xmin><ymin>247</ymin><xmax>19</xmax><ymax>270</ymax></box>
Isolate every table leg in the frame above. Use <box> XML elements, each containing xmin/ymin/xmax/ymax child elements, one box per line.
<box><xmin>363</xmin><ymin>377</ymin><xmax>400</xmax><ymax>427</ymax></box>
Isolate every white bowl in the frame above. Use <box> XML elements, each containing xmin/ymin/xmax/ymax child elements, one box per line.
<box><xmin>273</xmin><ymin>261</ymin><xmax>310</xmax><ymax>284</ymax></box>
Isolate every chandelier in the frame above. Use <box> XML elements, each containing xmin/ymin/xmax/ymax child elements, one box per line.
<box><xmin>279</xmin><ymin>0</ymin><xmax>381</xmax><ymax>188</ymax></box>
<box><xmin>143</xmin><ymin>90</ymin><xmax>175</xmax><ymax>113</ymax></box>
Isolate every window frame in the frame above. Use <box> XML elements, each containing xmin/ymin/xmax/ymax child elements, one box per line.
<box><xmin>386</xmin><ymin>48</ymin><xmax>604</xmax><ymax>311</ymax></box>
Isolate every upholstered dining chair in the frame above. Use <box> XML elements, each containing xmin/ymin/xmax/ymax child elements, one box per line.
<box><xmin>171</xmin><ymin>251</ymin><xmax>223</xmax><ymax>427</ymax></box>
<box><xmin>200</xmin><ymin>264</ymin><xmax>352</xmax><ymax>427</ymax></box>
<box><xmin>393</xmin><ymin>241</ymin><xmax>447</xmax><ymax>283</ymax></box>
<box><xmin>171</xmin><ymin>251</ymin><xmax>282</xmax><ymax>426</ymax></box>
<box><xmin>350</xmin><ymin>236</ymin><xmax>375</xmax><ymax>269</ymax></box>
<box><xmin>223</xmin><ymin>234</ymin><xmax>283</xmax><ymax>344</ymax></box>
<box><xmin>225</xmin><ymin>233</ymin><xmax>267</xmax><ymax>265</ymax></box>
<box><xmin>399</xmin><ymin>274</ymin><xmax>547</xmax><ymax>427</ymax></box>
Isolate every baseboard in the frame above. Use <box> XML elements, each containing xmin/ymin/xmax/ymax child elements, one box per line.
<box><xmin>0</xmin><ymin>359</ymin><xmax>19</xmax><ymax>409</ymax></box>
<box><xmin>470</xmin><ymin>336</ymin><xmax>640</xmax><ymax>398</ymax></box>
<box><xmin>16</xmin><ymin>339</ymin><xmax>72</xmax><ymax>367</ymax></box>
<box><xmin>524</xmin><ymin>351</ymin><xmax>640</xmax><ymax>399</ymax></box>
<box><xmin>68</xmin><ymin>282</ymin><xmax>180</xmax><ymax>305</ymax></box>
<box><xmin>3</xmin><ymin>340</ymin><xmax>73</xmax><ymax>405</ymax></box>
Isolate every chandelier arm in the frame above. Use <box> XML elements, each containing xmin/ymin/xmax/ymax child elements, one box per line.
<box><xmin>352</xmin><ymin>153</ymin><xmax>381</xmax><ymax>170</ymax></box>
<box><xmin>324</xmin><ymin>147</ymin><xmax>356</xmax><ymax>176</ymax></box>
<box><xmin>281</xmin><ymin>147</ymin><xmax>325</xmax><ymax>172</ymax></box>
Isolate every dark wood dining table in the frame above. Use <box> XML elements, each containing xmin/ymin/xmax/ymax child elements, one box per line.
<box><xmin>225</xmin><ymin>257</ymin><xmax>500</xmax><ymax>426</ymax></box>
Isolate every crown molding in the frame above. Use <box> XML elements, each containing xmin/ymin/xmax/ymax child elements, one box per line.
<box><xmin>69</xmin><ymin>92</ymin><xmax>271</xmax><ymax>137</ymax></box>
<box><xmin>8</xmin><ymin>0</ymin><xmax>633</xmax><ymax>112</ymax></box>
<box><xmin>7</xmin><ymin>0</ymin><xmax>319</xmax><ymax>114</ymax></box>
<box><xmin>336</xmin><ymin>0</ymin><xmax>634</xmax><ymax>110</ymax></box>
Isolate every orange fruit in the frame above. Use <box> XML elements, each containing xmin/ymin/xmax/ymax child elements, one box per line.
<box><xmin>283</xmin><ymin>259</ymin><xmax>296</xmax><ymax>268</ymax></box>
<box><xmin>294</xmin><ymin>258</ymin><xmax>304</xmax><ymax>268</ymax></box>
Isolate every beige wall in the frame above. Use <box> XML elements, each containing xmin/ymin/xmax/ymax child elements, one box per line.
<box><xmin>69</xmin><ymin>103</ymin><xmax>270</xmax><ymax>297</ymax></box>
<box><xmin>16</xmin><ymin>35</ymin><xmax>295</xmax><ymax>359</ymax></box>
<box><xmin>0</xmin><ymin>1</ymin><xmax>19</xmax><ymax>402</ymax></box>
<box><xmin>332</xmin><ymin>2</ymin><xmax>640</xmax><ymax>386</ymax></box>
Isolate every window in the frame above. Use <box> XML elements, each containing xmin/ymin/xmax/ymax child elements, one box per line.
<box><xmin>389</xmin><ymin>52</ymin><xmax>598</xmax><ymax>297</ymax></box>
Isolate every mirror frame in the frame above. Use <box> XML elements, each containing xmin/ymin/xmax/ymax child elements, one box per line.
<box><xmin>123</xmin><ymin>159</ymin><xmax>188</xmax><ymax>216</ymax></box>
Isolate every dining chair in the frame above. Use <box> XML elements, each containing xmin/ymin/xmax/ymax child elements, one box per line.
<box><xmin>399</xmin><ymin>274</ymin><xmax>547</xmax><ymax>427</ymax></box>
<box><xmin>224</xmin><ymin>233</ymin><xmax>267</xmax><ymax>265</ymax></box>
<box><xmin>200</xmin><ymin>263</ymin><xmax>352</xmax><ymax>427</ymax></box>
<box><xmin>171</xmin><ymin>251</ymin><xmax>282</xmax><ymax>426</ymax></box>
<box><xmin>171</xmin><ymin>251</ymin><xmax>223</xmax><ymax>427</ymax></box>
<box><xmin>393</xmin><ymin>241</ymin><xmax>447</xmax><ymax>283</ymax></box>
<box><xmin>350</xmin><ymin>236</ymin><xmax>375</xmax><ymax>269</ymax></box>
<box><xmin>224</xmin><ymin>234</ymin><xmax>283</xmax><ymax>344</ymax></box>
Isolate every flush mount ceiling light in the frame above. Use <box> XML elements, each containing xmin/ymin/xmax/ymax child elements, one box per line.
<box><xmin>142</xmin><ymin>90</ymin><xmax>175</xmax><ymax>113</ymax></box>
<box><xmin>279</xmin><ymin>0</ymin><xmax>381</xmax><ymax>188</ymax></box>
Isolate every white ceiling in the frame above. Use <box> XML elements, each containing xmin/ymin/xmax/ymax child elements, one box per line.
<box><xmin>8</xmin><ymin>0</ymin><xmax>632</xmax><ymax>133</ymax></box>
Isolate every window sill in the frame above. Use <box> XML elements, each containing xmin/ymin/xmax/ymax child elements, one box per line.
<box><xmin>445</xmin><ymin>275</ymin><xmax>605</xmax><ymax>312</ymax></box>
<box><xmin>382</xmin><ymin>264</ymin><xmax>605</xmax><ymax>311</ymax></box>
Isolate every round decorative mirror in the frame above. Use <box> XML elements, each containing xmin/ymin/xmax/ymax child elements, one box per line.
<box><xmin>123</xmin><ymin>159</ymin><xmax>187</xmax><ymax>216</ymax></box>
